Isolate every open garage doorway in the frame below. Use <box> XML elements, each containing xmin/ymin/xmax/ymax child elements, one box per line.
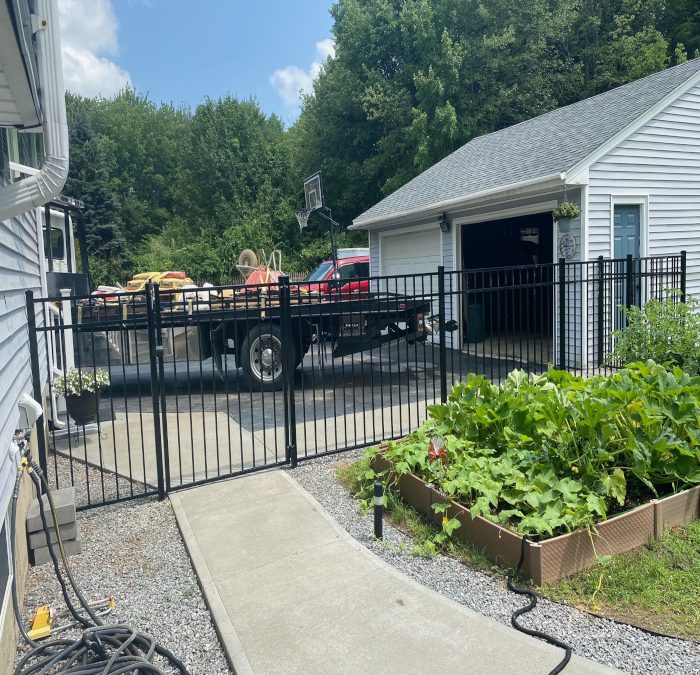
<box><xmin>459</xmin><ymin>211</ymin><xmax>554</xmax><ymax>366</ymax></box>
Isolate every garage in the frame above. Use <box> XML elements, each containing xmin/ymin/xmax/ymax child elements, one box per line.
<box><xmin>352</xmin><ymin>60</ymin><xmax>700</xmax><ymax>370</ymax></box>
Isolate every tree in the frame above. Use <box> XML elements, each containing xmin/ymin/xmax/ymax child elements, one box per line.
<box><xmin>64</xmin><ymin>106</ymin><xmax>131</xmax><ymax>285</ymax></box>
<box><xmin>294</xmin><ymin>0</ymin><xmax>691</xmax><ymax>226</ymax></box>
<box><xmin>61</xmin><ymin>0</ymin><xmax>699</xmax><ymax>283</ymax></box>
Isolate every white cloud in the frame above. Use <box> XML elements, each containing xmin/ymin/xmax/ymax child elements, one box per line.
<box><xmin>57</xmin><ymin>0</ymin><xmax>132</xmax><ymax>98</ymax></box>
<box><xmin>271</xmin><ymin>39</ymin><xmax>336</xmax><ymax>113</ymax></box>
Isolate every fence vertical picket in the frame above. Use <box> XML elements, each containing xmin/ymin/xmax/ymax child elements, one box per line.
<box><xmin>25</xmin><ymin>289</ymin><xmax>49</xmax><ymax>477</ymax></box>
<box><xmin>146</xmin><ymin>282</ymin><xmax>166</xmax><ymax>500</ymax></box>
<box><xmin>438</xmin><ymin>265</ymin><xmax>447</xmax><ymax>404</ymax></box>
<box><xmin>558</xmin><ymin>258</ymin><xmax>566</xmax><ymax>370</ymax></box>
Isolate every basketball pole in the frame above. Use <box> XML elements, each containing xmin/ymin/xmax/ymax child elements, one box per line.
<box><xmin>317</xmin><ymin>208</ymin><xmax>339</xmax><ymax>275</ymax></box>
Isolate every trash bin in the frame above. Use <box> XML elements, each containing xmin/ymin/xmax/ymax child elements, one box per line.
<box><xmin>466</xmin><ymin>303</ymin><xmax>484</xmax><ymax>343</ymax></box>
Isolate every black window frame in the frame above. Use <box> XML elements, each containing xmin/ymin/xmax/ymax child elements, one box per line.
<box><xmin>43</xmin><ymin>226</ymin><xmax>65</xmax><ymax>261</ymax></box>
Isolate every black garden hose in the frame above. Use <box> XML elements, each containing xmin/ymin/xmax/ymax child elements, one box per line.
<box><xmin>11</xmin><ymin>443</ymin><xmax>192</xmax><ymax>675</ymax></box>
<box><xmin>507</xmin><ymin>537</ymin><xmax>572</xmax><ymax>675</ymax></box>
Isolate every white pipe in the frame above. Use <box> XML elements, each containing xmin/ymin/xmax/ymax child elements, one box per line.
<box><xmin>0</xmin><ymin>0</ymin><xmax>68</xmax><ymax>221</ymax></box>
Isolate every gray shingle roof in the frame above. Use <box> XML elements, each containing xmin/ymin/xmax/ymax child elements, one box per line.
<box><xmin>353</xmin><ymin>58</ymin><xmax>700</xmax><ymax>227</ymax></box>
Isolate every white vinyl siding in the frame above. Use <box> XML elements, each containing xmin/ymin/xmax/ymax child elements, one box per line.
<box><xmin>369</xmin><ymin>229</ymin><xmax>380</xmax><ymax>277</ymax></box>
<box><xmin>0</xmin><ymin>207</ymin><xmax>44</xmax><ymax>523</ymax></box>
<box><xmin>588</xmin><ymin>83</ymin><xmax>700</xmax><ymax>297</ymax></box>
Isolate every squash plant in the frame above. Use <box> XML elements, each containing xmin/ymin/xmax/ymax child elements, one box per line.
<box><xmin>374</xmin><ymin>362</ymin><xmax>700</xmax><ymax>538</ymax></box>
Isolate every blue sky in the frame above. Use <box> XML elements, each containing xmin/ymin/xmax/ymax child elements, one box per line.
<box><xmin>57</xmin><ymin>0</ymin><xmax>334</xmax><ymax>124</ymax></box>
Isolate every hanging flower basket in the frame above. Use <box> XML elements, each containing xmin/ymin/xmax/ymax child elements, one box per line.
<box><xmin>53</xmin><ymin>368</ymin><xmax>110</xmax><ymax>425</ymax></box>
<box><xmin>552</xmin><ymin>202</ymin><xmax>581</xmax><ymax>222</ymax></box>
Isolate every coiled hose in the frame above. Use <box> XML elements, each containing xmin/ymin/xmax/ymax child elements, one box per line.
<box><xmin>11</xmin><ymin>449</ymin><xmax>191</xmax><ymax>675</ymax></box>
<box><xmin>507</xmin><ymin>537</ymin><xmax>572</xmax><ymax>674</ymax></box>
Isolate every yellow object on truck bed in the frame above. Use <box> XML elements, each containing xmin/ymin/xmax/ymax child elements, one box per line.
<box><xmin>126</xmin><ymin>271</ymin><xmax>194</xmax><ymax>293</ymax></box>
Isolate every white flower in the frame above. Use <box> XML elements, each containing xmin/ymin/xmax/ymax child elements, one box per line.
<box><xmin>53</xmin><ymin>368</ymin><xmax>110</xmax><ymax>396</ymax></box>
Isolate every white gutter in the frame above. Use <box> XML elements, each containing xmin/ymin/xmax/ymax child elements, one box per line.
<box><xmin>350</xmin><ymin>172</ymin><xmax>564</xmax><ymax>230</ymax></box>
<box><xmin>0</xmin><ymin>0</ymin><xmax>68</xmax><ymax>221</ymax></box>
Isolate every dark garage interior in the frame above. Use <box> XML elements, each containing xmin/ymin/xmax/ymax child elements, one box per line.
<box><xmin>460</xmin><ymin>212</ymin><xmax>554</xmax><ymax>356</ymax></box>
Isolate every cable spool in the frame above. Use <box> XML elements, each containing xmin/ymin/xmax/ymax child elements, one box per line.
<box><xmin>237</xmin><ymin>249</ymin><xmax>259</xmax><ymax>279</ymax></box>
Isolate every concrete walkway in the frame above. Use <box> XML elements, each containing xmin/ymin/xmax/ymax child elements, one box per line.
<box><xmin>170</xmin><ymin>471</ymin><xmax>619</xmax><ymax>675</ymax></box>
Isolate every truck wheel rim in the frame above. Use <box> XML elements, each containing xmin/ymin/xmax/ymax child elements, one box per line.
<box><xmin>251</xmin><ymin>335</ymin><xmax>282</xmax><ymax>382</ymax></box>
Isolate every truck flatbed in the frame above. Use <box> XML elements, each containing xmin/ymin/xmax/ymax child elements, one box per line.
<box><xmin>68</xmin><ymin>285</ymin><xmax>432</xmax><ymax>390</ymax></box>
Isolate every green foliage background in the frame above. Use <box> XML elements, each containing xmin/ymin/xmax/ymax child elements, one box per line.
<box><xmin>65</xmin><ymin>0</ymin><xmax>700</xmax><ymax>286</ymax></box>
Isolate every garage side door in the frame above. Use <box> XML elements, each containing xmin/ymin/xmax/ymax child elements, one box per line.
<box><xmin>380</xmin><ymin>227</ymin><xmax>441</xmax><ymax>312</ymax></box>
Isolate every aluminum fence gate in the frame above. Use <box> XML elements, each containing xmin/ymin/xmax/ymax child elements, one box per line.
<box><xmin>27</xmin><ymin>253</ymin><xmax>684</xmax><ymax>508</ymax></box>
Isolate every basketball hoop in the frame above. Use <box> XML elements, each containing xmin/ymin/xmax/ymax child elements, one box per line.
<box><xmin>296</xmin><ymin>208</ymin><xmax>312</xmax><ymax>232</ymax></box>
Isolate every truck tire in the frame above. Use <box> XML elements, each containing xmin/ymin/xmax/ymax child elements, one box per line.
<box><xmin>241</xmin><ymin>323</ymin><xmax>284</xmax><ymax>391</ymax></box>
<box><xmin>294</xmin><ymin>338</ymin><xmax>311</xmax><ymax>369</ymax></box>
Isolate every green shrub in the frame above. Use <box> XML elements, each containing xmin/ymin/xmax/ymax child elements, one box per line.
<box><xmin>372</xmin><ymin>362</ymin><xmax>700</xmax><ymax>539</ymax></box>
<box><xmin>608</xmin><ymin>295</ymin><xmax>700</xmax><ymax>374</ymax></box>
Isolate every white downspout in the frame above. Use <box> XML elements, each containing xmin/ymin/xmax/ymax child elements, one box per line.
<box><xmin>0</xmin><ymin>0</ymin><xmax>68</xmax><ymax>220</ymax></box>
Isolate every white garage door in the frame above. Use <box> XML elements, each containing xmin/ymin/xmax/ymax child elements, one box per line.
<box><xmin>380</xmin><ymin>228</ymin><xmax>442</xmax><ymax>316</ymax></box>
<box><xmin>380</xmin><ymin>227</ymin><xmax>441</xmax><ymax>278</ymax></box>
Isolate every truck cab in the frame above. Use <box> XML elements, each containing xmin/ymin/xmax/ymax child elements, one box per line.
<box><xmin>305</xmin><ymin>249</ymin><xmax>370</xmax><ymax>295</ymax></box>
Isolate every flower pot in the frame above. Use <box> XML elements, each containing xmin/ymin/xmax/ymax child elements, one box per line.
<box><xmin>65</xmin><ymin>391</ymin><xmax>100</xmax><ymax>425</ymax></box>
<box><xmin>556</xmin><ymin>217</ymin><xmax>572</xmax><ymax>233</ymax></box>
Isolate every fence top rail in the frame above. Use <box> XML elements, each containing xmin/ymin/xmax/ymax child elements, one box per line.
<box><xmin>446</xmin><ymin>254</ymin><xmax>681</xmax><ymax>277</ymax></box>
<box><xmin>30</xmin><ymin>253</ymin><xmax>682</xmax><ymax>304</ymax></box>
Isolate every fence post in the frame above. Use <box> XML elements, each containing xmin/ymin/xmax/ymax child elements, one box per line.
<box><xmin>25</xmin><ymin>290</ymin><xmax>48</xmax><ymax>477</ymax></box>
<box><xmin>279</xmin><ymin>276</ymin><xmax>297</xmax><ymax>468</ymax></box>
<box><xmin>437</xmin><ymin>265</ymin><xmax>447</xmax><ymax>404</ymax></box>
<box><xmin>597</xmin><ymin>256</ymin><xmax>605</xmax><ymax>368</ymax></box>
<box><xmin>154</xmin><ymin>285</ymin><xmax>170</xmax><ymax>492</ymax></box>
<box><xmin>680</xmin><ymin>250</ymin><xmax>687</xmax><ymax>303</ymax></box>
<box><xmin>625</xmin><ymin>254</ymin><xmax>634</xmax><ymax>310</ymax></box>
<box><xmin>146</xmin><ymin>282</ymin><xmax>166</xmax><ymax>500</ymax></box>
<box><xmin>558</xmin><ymin>258</ymin><xmax>566</xmax><ymax>370</ymax></box>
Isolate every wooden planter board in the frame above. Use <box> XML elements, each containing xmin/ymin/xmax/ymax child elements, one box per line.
<box><xmin>372</xmin><ymin>455</ymin><xmax>700</xmax><ymax>585</ymax></box>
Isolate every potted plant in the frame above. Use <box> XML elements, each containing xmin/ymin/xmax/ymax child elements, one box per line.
<box><xmin>53</xmin><ymin>368</ymin><xmax>110</xmax><ymax>425</ymax></box>
<box><xmin>552</xmin><ymin>201</ymin><xmax>581</xmax><ymax>232</ymax></box>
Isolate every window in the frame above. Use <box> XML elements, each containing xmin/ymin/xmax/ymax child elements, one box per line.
<box><xmin>43</xmin><ymin>227</ymin><xmax>65</xmax><ymax>260</ymax></box>
<box><xmin>305</xmin><ymin>262</ymin><xmax>333</xmax><ymax>282</ymax></box>
<box><xmin>337</xmin><ymin>263</ymin><xmax>359</xmax><ymax>280</ymax></box>
<box><xmin>0</xmin><ymin>129</ymin><xmax>9</xmax><ymax>183</ymax></box>
<box><xmin>3</xmin><ymin>128</ymin><xmax>44</xmax><ymax>181</ymax></box>
<box><xmin>18</xmin><ymin>131</ymin><xmax>44</xmax><ymax>169</ymax></box>
<box><xmin>355</xmin><ymin>262</ymin><xmax>369</xmax><ymax>277</ymax></box>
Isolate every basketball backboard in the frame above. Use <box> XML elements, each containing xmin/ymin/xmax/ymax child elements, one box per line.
<box><xmin>303</xmin><ymin>172</ymin><xmax>324</xmax><ymax>212</ymax></box>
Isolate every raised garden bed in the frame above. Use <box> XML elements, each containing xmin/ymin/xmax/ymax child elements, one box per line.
<box><xmin>372</xmin><ymin>453</ymin><xmax>700</xmax><ymax>584</ymax></box>
<box><xmin>369</xmin><ymin>363</ymin><xmax>700</xmax><ymax>583</ymax></box>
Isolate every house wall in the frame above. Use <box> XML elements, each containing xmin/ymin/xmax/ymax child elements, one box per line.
<box><xmin>0</xmin><ymin>206</ymin><xmax>45</xmax><ymax>661</ymax></box>
<box><xmin>588</xmin><ymin>82</ymin><xmax>700</xmax><ymax>297</ymax></box>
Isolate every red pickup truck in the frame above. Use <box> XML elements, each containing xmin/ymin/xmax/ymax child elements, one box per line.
<box><xmin>304</xmin><ymin>254</ymin><xmax>370</xmax><ymax>295</ymax></box>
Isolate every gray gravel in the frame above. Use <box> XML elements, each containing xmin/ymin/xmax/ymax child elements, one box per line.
<box><xmin>46</xmin><ymin>438</ymin><xmax>151</xmax><ymax>508</ymax></box>
<box><xmin>17</xmin><ymin>456</ymin><xmax>232</xmax><ymax>675</ymax></box>
<box><xmin>288</xmin><ymin>451</ymin><xmax>700</xmax><ymax>675</ymax></box>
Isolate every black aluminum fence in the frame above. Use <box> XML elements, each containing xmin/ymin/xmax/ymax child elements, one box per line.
<box><xmin>27</xmin><ymin>253</ymin><xmax>684</xmax><ymax>508</ymax></box>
